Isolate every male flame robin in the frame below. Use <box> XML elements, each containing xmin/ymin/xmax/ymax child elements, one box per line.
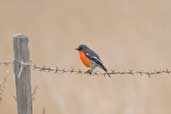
<box><xmin>76</xmin><ymin>44</ymin><xmax>111</xmax><ymax>78</ymax></box>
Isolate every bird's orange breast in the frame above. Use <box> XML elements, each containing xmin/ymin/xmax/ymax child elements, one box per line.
<box><xmin>79</xmin><ymin>51</ymin><xmax>91</xmax><ymax>67</ymax></box>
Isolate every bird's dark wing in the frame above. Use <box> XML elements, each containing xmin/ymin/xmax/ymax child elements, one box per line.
<box><xmin>84</xmin><ymin>48</ymin><xmax>111</xmax><ymax>78</ymax></box>
<box><xmin>84</xmin><ymin>49</ymin><xmax>107</xmax><ymax>71</ymax></box>
<box><xmin>84</xmin><ymin>48</ymin><xmax>102</xmax><ymax>61</ymax></box>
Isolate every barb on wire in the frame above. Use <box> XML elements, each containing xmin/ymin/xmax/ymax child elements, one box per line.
<box><xmin>0</xmin><ymin>62</ymin><xmax>12</xmax><ymax>66</ymax></box>
<box><xmin>0</xmin><ymin>61</ymin><xmax>171</xmax><ymax>78</ymax></box>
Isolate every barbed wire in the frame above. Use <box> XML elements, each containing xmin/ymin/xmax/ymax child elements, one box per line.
<box><xmin>0</xmin><ymin>62</ymin><xmax>12</xmax><ymax>66</ymax></box>
<box><xmin>0</xmin><ymin>61</ymin><xmax>171</xmax><ymax>78</ymax></box>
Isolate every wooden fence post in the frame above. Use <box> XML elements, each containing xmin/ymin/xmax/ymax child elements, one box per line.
<box><xmin>13</xmin><ymin>33</ymin><xmax>32</xmax><ymax>114</ymax></box>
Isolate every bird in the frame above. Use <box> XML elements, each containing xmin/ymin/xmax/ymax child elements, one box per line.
<box><xmin>75</xmin><ymin>44</ymin><xmax>111</xmax><ymax>78</ymax></box>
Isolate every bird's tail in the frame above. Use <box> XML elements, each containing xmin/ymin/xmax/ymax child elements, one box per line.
<box><xmin>100</xmin><ymin>64</ymin><xmax>111</xmax><ymax>78</ymax></box>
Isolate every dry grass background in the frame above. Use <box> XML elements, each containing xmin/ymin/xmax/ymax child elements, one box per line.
<box><xmin>0</xmin><ymin>0</ymin><xmax>171</xmax><ymax>114</ymax></box>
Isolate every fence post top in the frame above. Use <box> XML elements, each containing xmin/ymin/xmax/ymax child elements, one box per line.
<box><xmin>13</xmin><ymin>33</ymin><xmax>28</xmax><ymax>39</ymax></box>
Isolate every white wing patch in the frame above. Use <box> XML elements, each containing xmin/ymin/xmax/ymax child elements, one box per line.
<box><xmin>92</xmin><ymin>56</ymin><xmax>103</xmax><ymax>63</ymax></box>
<box><xmin>85</xmin><ymin>52</ymin><xmax>89</xmax><ymax>56</ymax></box>
<box><xmin>85</xmin><ymin>52</ymin><xmax>103</xmax><ymax>64</ymax></box>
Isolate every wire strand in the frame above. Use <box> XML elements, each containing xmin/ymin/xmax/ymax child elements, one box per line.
<box><xmin>0</xmin><ymin>61</ymin><xmax>171</xmax><ymax>78</ymax></box>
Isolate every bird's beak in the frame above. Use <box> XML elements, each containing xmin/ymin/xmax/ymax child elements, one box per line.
<box><xmin>75</xmin><ymin>48</ymin><xmax>79</xmax><ymax>50</ymax></box>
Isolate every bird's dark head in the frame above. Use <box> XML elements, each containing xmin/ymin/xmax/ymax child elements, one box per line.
<box><xmin>75</xmin><ymin>44</ymin><xmax>88</xmax><ymax>51</ymax></box>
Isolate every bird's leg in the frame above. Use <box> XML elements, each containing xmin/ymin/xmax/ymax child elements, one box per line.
<box><xmin>86</xmin><ymin>65</ymin><xmax>96</xmax><ymax>74</ymax></box>
<box><xmin>86</xmin><ymin>69</ymin><xmax>92</xmax><ymax>74</ymax></box>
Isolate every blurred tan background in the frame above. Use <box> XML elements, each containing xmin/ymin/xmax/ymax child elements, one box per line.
<box><xmin>0</xmin><ymin>0</ymin><xmax>171</xmax><ymax>114</ymax></box>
